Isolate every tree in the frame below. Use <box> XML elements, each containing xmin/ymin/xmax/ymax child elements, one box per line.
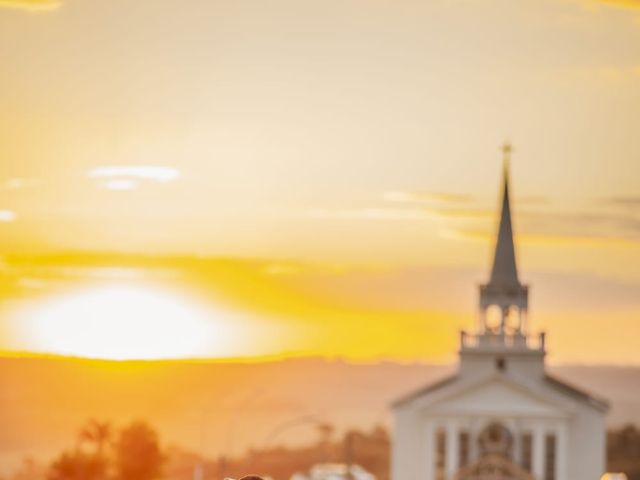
<box><xmin>79</xmin><ymin>420</ymin><xmax>112</xmax><ymax>457</ymax></box>
<box><xmin>47</xmin><ymin>451</ymin><xmax>107</xmax><ymax>480</ymax></box>
<box><xmin>114</xmin><ymin>421</ymin><xmax>163</xmax><ymax>480</ymax></box>
<box><xmin>47</xmin><ymin>420</ymin><xmax>111</xmax><ymax>480</ymax></box>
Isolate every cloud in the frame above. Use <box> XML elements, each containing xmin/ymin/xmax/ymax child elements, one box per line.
<box><xmin>448</xmin><ymin>228</ymin><xmax>640</xmax><ymax>248</ymax></box>
<box><xmin>0</xmin><ymin>210</ymin><xmax>17</xmax><ymax>222</ymax></box>
<box><xmin>424</xmin><ymin>207</ymin><xmax>494</xmax><ymax>220</ymax></box>
<box><xmin>0</xmin><ymin>0</ymin><xmax>61</xmax><ymax>11</ymax></box>
<box><xmin>384</xmin><ymin>190</ymin><xmax>547</xmax><ymax>209</ymax></box>
<box><xmin>445</xmin><ymin>205</ymin><xmax>640</xmax><ymax>248</ymax></box>
<box><xmin>88</xmin><ymin>166</ymin><xmax>180</xmax><ymax>192</ymax></box>
<box><xmin>102</xmin><ymin>179</ymin><xmax>139</xmax><ymax>191</ymax></box>
<box><xmin>306</xmin><ymin>205</ymin><xmax>495</xmax><ymax>224</ymax></box>
<box><xmin>88</xmin><ymin>166</ymin><xmax>180</xmax><ymax>183</ymax></box>
<box><xmin>308</xmin><ymin>208</ymin><xmax>432</xmax><ymax>221</ymax></box>
<box><xmin>517</xmin><ymin>196</ymin><xmax>551</xmax><ymax>206</ymax></box>
<box><xmin>378</xmin><ymin>198</ymin><xmax>640</xmax><ymax>248</ymax></box>
<box><xmin>604</xmin><ymin>196</ymin><xmax>640</xmax><ymax>208</ymax></box>
<box><xmin>1</xmin><ymin>178</ymin><xmax>42</xmax><ymax>190</ymax></box>
<box><xmin>308</xmin><ymin>192</ymin><xmax>640</xmax><ymax>249</ymax></box>
<box><xmin>384</xmin><ymin>191</ymin><xmax>473</xmax><ymax>204</ymax></box>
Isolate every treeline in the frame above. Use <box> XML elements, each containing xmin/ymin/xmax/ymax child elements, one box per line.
<box><xmin>6</xmin><ymin>422</ymin><xmax>640</xmax><ymax>480</ymax></box>
<box><xmin>608</xmin><ymin>424</ymin><xmax>640</xmax><ymax>480</ymax></box>
<box><xmin>9</xmin><ymin>420</ymin><xmax>163</xmax><ymax>480</ymax></box>
<box><xmin>198</xmin><ymin>425</ymin><xmax>391</xmax><ymax>480</ymax></box>
<box><xmin>166</xmin><ymin>423</ymin><xmax>391</xmax><ymax>480</ymax></box>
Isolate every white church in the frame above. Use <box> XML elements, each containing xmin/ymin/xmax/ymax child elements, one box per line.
<box><xmin>391</xmin><ymin>146</ymin><xmax>609</xmax><ymax>480</ymax></box>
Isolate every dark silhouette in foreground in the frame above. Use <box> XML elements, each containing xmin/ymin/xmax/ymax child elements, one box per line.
<box><xmin>46</xmin><ymin>420</ymin><xmax>163</xmax><ymax>480</ymax></box>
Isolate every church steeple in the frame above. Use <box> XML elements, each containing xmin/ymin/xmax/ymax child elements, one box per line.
<box><xmin>477</xmin><ymin>143</ymin><xmax>529</xmax><ymax>336</ymax></box>
<box><xmin>488</xmin><ymin>143</ymin><xmax>520</xmax><ymax>289</ymax></box>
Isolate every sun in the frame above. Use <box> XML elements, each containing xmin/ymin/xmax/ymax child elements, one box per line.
<box><xmin>20</xmin><ymin>284</ymin><xmax>233</xmax><ymax>360</ymax></box>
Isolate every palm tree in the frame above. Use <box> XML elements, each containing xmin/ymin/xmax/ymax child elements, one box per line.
<box><xmin>47</xmin><ymin>450</ymin><xmax>107</xmax><ymax>480</ymax></box>
<box><xmin>79</xmin><ymin>420</ymin><xmax>112</xmax><ymax>456</ymax></box>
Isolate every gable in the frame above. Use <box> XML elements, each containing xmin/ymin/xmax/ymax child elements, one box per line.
<box><xmin>418</xmin><ymin>376</ymin><xmax>570</xmax><ymax>418</ymax></box>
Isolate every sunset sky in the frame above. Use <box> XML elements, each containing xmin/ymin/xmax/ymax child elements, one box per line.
<box><xmin>0</xmin><ymin>0</ymin><xmax>639</xmax><ymax>364</ymax></box>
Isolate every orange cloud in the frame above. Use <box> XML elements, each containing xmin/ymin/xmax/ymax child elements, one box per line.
<box><xmin>308</xmin><ymin>207</ymin><xmax>432</xmax><ymax>221</ymax></box>
<box><xmin>425</xmin><ymin>207</ymin><xmax>493</xmax><ymax>220</ymax></box>
<box><xmin>384</xmin><ymin>191</ymin><xmax>473</xmax><ymax>204</ymax></box>
<box><xmin>0</xmin><ymin>0</ymin><xmax>60</xmax><ymax>10</ymax></box>
<box><xmin>449</xmin><ymin>228</ymin><xmax>640</xmax><ymax>249</ymax></box>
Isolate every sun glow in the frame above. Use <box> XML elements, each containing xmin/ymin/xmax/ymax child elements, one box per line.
<box><xmin>20</xmin><ymin>285</ymin><xmax>232</xmax><ymax>360</ymax></box>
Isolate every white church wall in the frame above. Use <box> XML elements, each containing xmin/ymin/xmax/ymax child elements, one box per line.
<box><xmin>458</xmin><ymin>351</ymin><xmax>546</xmax><ymax>380</ymax></box>
<box><xmin>392</xmin><ymin>408</ymin><xmax>426</xmax><ymax>480</ymax></box>
<box><xmin>567</xmin><ymin>404</ymin><xmax>607</xmax><ymax>480</ymax></box>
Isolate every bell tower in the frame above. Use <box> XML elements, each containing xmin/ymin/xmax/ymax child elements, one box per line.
<box><xmin>459</xmin><ymin>144</ymin><xmax>545</xmax><ymax>376</ymax></box>
<box><xmin>478</xmin><ymin>143</ymin><xmax>529</xmax><ymax>336</ymax></box>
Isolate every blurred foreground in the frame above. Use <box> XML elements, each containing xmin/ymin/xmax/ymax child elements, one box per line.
<box><xmin>8</xmin><ymin>420</ymin><xmax>640</xmax><ymax>480</ymax></box>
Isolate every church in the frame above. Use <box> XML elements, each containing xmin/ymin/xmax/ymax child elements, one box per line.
<box><xmin>391</xmin><ymin>146</ymin><xmax>609</xmax><ymax>480</ymax></box>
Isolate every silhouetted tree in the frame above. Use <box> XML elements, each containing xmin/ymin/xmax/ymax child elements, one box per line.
<box><xmin>317</xmin><ymin>423</ymin><xmax>335</xmax><ymax>462</ymax></box>
<box><xmin>47</xmin><ymin>451</ymin><xmax>107</xmax><ymax>480</ymax></box>
<box><xmin>608</xmin><ymin>424</ymin><xmax>640</xmax><ymax>480</ymax></box>
<box><xmin>114</xmin><ymin>421</ymin><xmax>163</xmax><ymax>480</ymax></box>
<box><xmin>79</xmin><ymin>420</ymin><xmax>112</xmax><ymax>456</ymax></box>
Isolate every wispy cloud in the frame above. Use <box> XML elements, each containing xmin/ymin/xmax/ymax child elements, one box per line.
<box><xmin>308</xmin><ymin>208</ymin><xmax>432</xmax><ymax>221</ymax></box>
<box><xmin>0</xmin><ymin>210</ymin><xmax>17</xmax><ymax>222</ymax></box>
<box><xmin>102</xmin><ymin>179</ymin><xmax>139</xmax><ymax>191</ymax></box>
<box><xmin>424</xmin><ymin>207</ymin><xmax>493</xmax><ymax>220</ymax></box>
<box><xmin>1</xmin><ymin>178</ymin><xmax>41</xmax><ymax>191</ymax></box>
<box><xmin>310</xmin><ymin>189</ymin><xmax>639</xmax><ymax>249</ymax></box>
<box><xmin>0</xmin><ymin>0</ymin><xmax>61</xmax><ymax>11</ymax></box>
<box><xmin>604</xmin><ymin>195</ymin><xmax>640</xmax><ymax>208</ymax></box>
<box><xmin>88</xmin><ymin>166</ymin><xmax>180</xmax><ymax>183</ymax></box>
<box><xmin>384</xmin><ymin>190</ymin><xmax>546</xmax><ymax>208</ymax></box>
<box><xmin>384</xmin><ymin>191</ymin><xmax>473</xmax><ymax>204</ymax></box>
<box><xmin>444</xmin><ymin>203</ymin><xmax>640</xmax><ymax>248</ymax></box>
<box><xmin>88</xmin><ymin>166</ymin><xmax>180</xmax><ymax>192</ymax></box>
<box><xmin>450</xmin><ymin>228</ymin><xmax>640</xmax><ymax>248</ymax></box>
<box><xmin>517</xmin><ymin>196</ymin><xmax>551</xmax><ymax>206</ymax></box>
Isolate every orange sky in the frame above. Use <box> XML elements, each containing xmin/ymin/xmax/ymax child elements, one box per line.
<box><xmin>0</xmin><ymin>0</ymin><xmax>638</xmax><ymax>363</ymax></box>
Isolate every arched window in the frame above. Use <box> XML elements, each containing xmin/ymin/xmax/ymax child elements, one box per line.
<box><xmin>485</xmin><ymin>305</ymin><xmax>503</xmax><ymax>333</ymax></box>
<box><xmin>506</xmin><ymin>305</ymin><xmax>522</xmax><ymax>333</ymax></box>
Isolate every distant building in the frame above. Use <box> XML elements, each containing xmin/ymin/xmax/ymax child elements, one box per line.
<box><xmin>391</xmin><ymin>145</ymin><xmax>609</xmax><ymax>480</ymax></box>
<box><xmin>291</xmin><ymin>463</ymin><xmax>376</xmax><ymax>480</ymax></box>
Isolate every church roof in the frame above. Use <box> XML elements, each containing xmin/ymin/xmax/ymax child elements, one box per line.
<box><xmin>391</xmin><ymin>374</ymin><xmax>458</xmax><ymax>408</ymax></box>
<box><xmin>544</xmin><ymin>374</ymin><xmax>609</xmax><ymax>412</ymax></box>
<box><xmin>392</xmin><ymin>371</ymin><xmax>609</xmax><ymax>412</ymax></box>
<box><xmin>487</xmin><ymin>149</ymin><xmax>520</xmax><ymax>289</ymax></box>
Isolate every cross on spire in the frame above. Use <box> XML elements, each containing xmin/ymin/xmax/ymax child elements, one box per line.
<box><xmin>502</xmin><ymin>142</ymin><xmax>512</xmax><ymax>171</ymax></box>
<box><xmin>502</xmin><ymin>142</ymin><xmax>512</xmax><ymax>158</ymax></box>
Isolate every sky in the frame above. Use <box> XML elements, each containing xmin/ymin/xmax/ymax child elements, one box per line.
<box><xmin>0</xmin><ymin>0</ymin><xmax>638</xmax><ymax>363</ymax></box>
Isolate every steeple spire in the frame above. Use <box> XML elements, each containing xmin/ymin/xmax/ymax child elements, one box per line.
<box><xmin>488</xmin><ymin>143</ymin><xmax>519</xmax><ymax>288</ymax></box>
<box><xmin>477</xmin><ymin>143</ymin><xmax>529</xmax><ymax>337</ymax></box>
